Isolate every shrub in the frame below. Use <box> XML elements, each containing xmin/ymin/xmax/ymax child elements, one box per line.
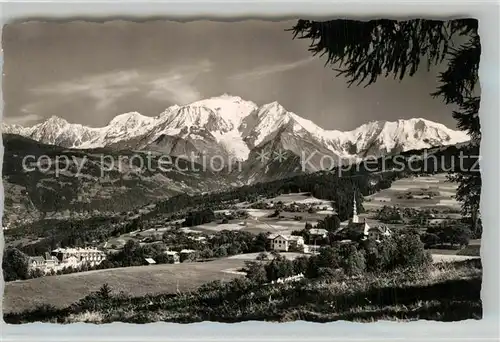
<box><xmin>256</xmin><ymin>252</ymin><xmax>269</xmax><ymax>261</ymax></box>
<box><xmin>214</xmin><ymin>246</ymin><xmax>228</xmax><ymax>258</ymax></box>
<box><xmin>98</xmin><ymin>283</ymin><xmax>112</xmax><ymax>299</ymax></box>
<box><xmin>269</xmin><ymin>210</ymin><xmax>281</xmax><ymax>218</ymax></box>
<box><xmin>153</xmin><ymin>253</ymin><xmax>171</xmax><ymax>264</ymax></box>
<box><xmin>317</xmin><ymin>267</ymin><xmax>337</xmax><ymax>279</ymax></box>
<box><xmin>339</xmin><ymin>244</ymin><xmax>366</xmax><ymax>276</ymax></box>
<box><xmin>363</xmin><ymin>233</ymin><xmax>431</xmax><ymax>273</ymax></box>
<box><xmin>199</xmin><ymin>248</ymin><xmax>215</xmax><ymax>259</ymax></box>
<box><xmin>289</xmin><ymin>244</ymin><xmax>304</xmax><ymax>253</ymax></box>
<box><xmin>392</xmin><ymin>233</ymin><xmax>432</xmax><ymax>270</ymax></box>
<box><xmin>2</xmin><ymin>247</ymin><xmax>30</xmax><ymax>281</ymax></box>
<box><xmin>197</xmin><ymin>280</ymin><xmax>224</xmax><ymax>294</ymax></box>
<box><xmin>292</xmin><ymin>256</ymin><xmax>309</xmax><ymax>275</ymax></box>
<box><xmin>29</xmin><ymin>268</ymin><xmax>44</xmax><ymax>279</ymax></box>
<box><xmin>421</xmin><ymin>233</ymin><xmax>440</xmax><ymax>248</ymax></box>
<box><xmin>245</xmin><ymin>261</ymin><xmax>267</xmax><ymax>284</ymax></box>
<box><xmin>264</xmin><ymin>255</ymin><xmax>294</xmax><ymax>281</ymax></box>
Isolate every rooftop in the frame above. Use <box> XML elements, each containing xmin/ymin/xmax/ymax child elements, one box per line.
<box><xmin>52</xmin><ymin>247</ymin><xmax>104</xmax><ymax>254</ymax></box>
<box><xmin>268</xmin><ymin>234</ymin><xmax>303</xmax><ymax>241</ymax></box>
<box><xmin>309</xmin><ymin>228</ymin><xmax>328</xmax><ymax>235</ymax></box>
<box><xmin>145</xmin><ymin>258</ymin><xmax>156</xmax><ymax>264</ymax></box>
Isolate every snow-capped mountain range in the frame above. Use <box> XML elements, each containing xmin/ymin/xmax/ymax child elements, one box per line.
<box><xmin>2</xmin><ymin>94</ymin><xmax>469</xmax><ymax>164</ymax></box>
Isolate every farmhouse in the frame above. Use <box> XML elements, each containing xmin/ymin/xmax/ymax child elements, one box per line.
<box><xmin>268</xmin><ymin>234</ymin><xmax>305</xmax><ymax>252</ymax></box>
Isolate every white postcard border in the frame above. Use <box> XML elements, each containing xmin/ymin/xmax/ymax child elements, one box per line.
<box><xmin>0</xmin><ymin>1</ymin><xmax>498</xmax><ymax>341</ymax></box>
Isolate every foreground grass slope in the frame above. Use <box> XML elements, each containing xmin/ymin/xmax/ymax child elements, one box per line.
<box><xmin>3</xmin><ymin>258</ymin><xmax>246</xmax><ymax>314</ymax></box>
<box><xmin>4</xmin><ymin>259</ymin><xmax>481</xmax><ymax>324</ymax></box>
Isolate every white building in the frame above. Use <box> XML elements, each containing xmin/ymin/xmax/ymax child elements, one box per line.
<box><xmin>28</xmin><ymin>256</ymin><xmax>50</xmax><ymax>271</ymax></box>
<box><xmin>27</xmin><ymin>248</ymin><xmax>105</xmax><ymax>275</ymax></box>
<box><xmin>52</xmin><ymin>247</ymin><xmax>106</xmax><ymax>266</ymax></box>
<box><xmin>308</xmin><ymin>228</ymin><xmax>328</xmax><ymax>238</ymax></box>
<box><xmin>268</xmin><ymin>234</ymin><xmax>305</xmax><ymax>252</ymax></box>
<box><xmin>28</xmin><ymin>253</ymin><xmax>61</xmax><ymax>273</ymax></box>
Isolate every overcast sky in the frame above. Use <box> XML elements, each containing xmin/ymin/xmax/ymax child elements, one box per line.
<box><xmin>2</xmin><ymin>20</ymin><xmax>458</xmax><ymax>131</ymax></box>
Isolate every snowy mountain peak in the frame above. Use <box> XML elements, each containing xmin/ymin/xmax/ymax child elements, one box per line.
<box><xmin>108</xmin><ymin>112</ymin><xmax>151</xmax><ymax>126</ymax></box>
<box><xmin>2</xmin><ymin>96</ymin><xmax>469</xmax><ymax>164</ymax></box>
<box><xmin>205</xmin><ymin>93</ymin><xmax>246</xmax><ymax>102</ymax></box>
<box><xmin>189</xmin><ymin>94</ymin><xmax>259</xmax><ymax>128</ymax></box>
<box><xmin>260</xmin><ymin>101</ymin><xmax>287</xmax><ymax>114</ymax></box>
<box><xmin>43</xmin><ymin>115</ymin><xmax>71</xmax><ymax>127</ymax></box>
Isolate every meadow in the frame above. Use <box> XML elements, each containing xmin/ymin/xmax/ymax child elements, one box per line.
<box><xmin>363</xmin><ymin>174</ymin><xmax>461</xmax><ymax>212</ymax></box>
<box><xmin>4</xmin><ymin>259</ymin><xmax>482</xmax><ymax>324</ymax></box>
<box><xmin>3</xmin><ymin>258</ymin><xmax>246</xmax><ymax>314</ymax></box>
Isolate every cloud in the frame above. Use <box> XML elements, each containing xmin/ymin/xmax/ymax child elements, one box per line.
<box><xmin>3</xmin><ymin>113</ymin><xmax>43</xmax><ymax>126</ymax></box>
<box><xmin>229</xmin><ymin>57</ymin><xmax>315</xmax><ymax>81</ymax></box>
<box><xmin>28</xmin><ymin>60</ymin><xmax>212</xmax><ymax>113</ymax></box>
<box><xmin>146</xmin><ymin>60</ymin><xmax>212</xmax><ymax>104</ymax></box>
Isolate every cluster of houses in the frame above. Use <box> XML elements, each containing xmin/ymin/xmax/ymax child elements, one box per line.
<box><xmin>28</xmin><ymin>247</ymin><xmax>107</xmax><ymax>274</ymax></box>
<box><xmin>25</xmin><ymin>198</ymin><xmax>391</xmax><ymax>274</ymax></box>
<box><xmin>266</xmin><ymin>197</ymin><xmax>391</xmax><ymax>253</ymax></box>
<box><xmin>251</xmin><ymin>199</ymin><xmax>332</xmax><ymax>213</ymax></box>
<box><xmin>144</xmin><ymin>249</ymin><xmax>196</xmax><ymax>265</ymax></box>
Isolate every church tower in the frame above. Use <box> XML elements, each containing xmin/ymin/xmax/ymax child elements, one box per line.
<box><xmin>352</xmin><ymin>196</ymin><xmax>359</xmax><ymax>223</ymax></box>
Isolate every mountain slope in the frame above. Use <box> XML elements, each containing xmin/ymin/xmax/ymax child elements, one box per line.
<box><xmin>1</xmin><ymin>134</ymin><xmax>230</xmax><ymax>228</ymax></box>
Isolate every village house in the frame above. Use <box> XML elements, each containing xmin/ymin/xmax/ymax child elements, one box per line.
<box><xmin>308</xmin><ymin>228</ymin><xmax>328</xmax><ymax>239</ymax></box>
<box><xmin>28</xmin><ymin>253</ymin><xmax>61</xmax><ymax>273</ymax></box>
<box><xmin>268</xmin><ymin>234</ymin><xmax>305</xmax><ymax>252</ymax></box>
<box><xmin>164</xmin><ymin>250</ymin><xmax>180</xmax><ymax>264</ymax></box>
<box><xmin>179</xmin><ymin>249</ymin><xmax>197</xmax><ymax>262</ymax></box>
<box><xmin>366</xmin><ymin>226</ymin><xmax>392</xmax><ymax>241</ymax></box>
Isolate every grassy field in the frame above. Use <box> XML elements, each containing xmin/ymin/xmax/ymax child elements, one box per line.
<box><xmin>5</xmin><ymin>259</ymin><xmax>481</xmax><ymax>324</ymax></box>
<box><xmin>364</xmin><ymin>174</ymin><xmax>461</xmax><ymax>212</ymax></box>
<box><xmin>3</xmin><ymin>258</ymin><xmax>246</xmax><ymax>314</ymax></box>
<box><xmin>102</xmin><ymin>194</ymin><xmax>335</xmax><ymax>247</ymax></box>
<box><xmin>184</xmin><ymin>195</ymin><xmax>334</xmax><ymax>236</ymax></box>
<box><xmin>227</xmin><ymin>252</ymin><xmax>306</xmax><ymax>261</ymax></box>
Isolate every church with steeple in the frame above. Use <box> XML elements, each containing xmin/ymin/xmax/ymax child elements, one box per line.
<box><xmin>347</xmin><ymin>196</ymin><xmax>370</xmax><ymax>236</ymax></box>
<box><xmin>346</xmin><ymin>195</ymin><xmax>391</xmax><ymax>241</ymax></box>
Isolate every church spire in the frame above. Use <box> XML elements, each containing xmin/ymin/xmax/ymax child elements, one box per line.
<box><xmin>352</xmin><ymin>195</ymin><xmax>359</xmax><ymax>223</ymax></box>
